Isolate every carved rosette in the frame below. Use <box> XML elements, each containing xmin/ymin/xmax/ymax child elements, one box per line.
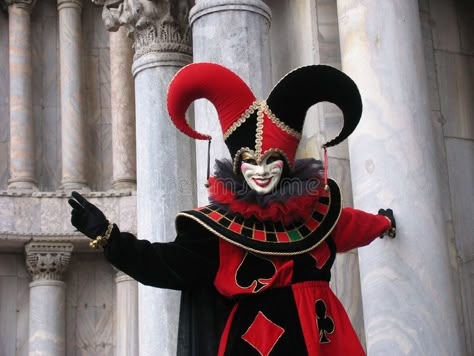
<box><xmin>100</xmin><ymin>0</ymin><xmax>193</xmax><ymax>60</ymax></box>
<box><xmin>25</xmin><ymin>242</ymin><xmax>74</xmax><ymax>281</ymax></box>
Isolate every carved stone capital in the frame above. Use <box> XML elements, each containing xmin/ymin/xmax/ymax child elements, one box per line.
<box><xmin>57</xmin><ymin>0</ymin><xmax>82</xmax><ymax>11</ymax></box>
<box><xmin>2</xmin><ymin>0</ymin><xmax>36</xmax><ymax>11</ymax></box>
<box><xmin>25</xmin><ymin>242</ymin><xmax>74</xmax><ymax>281</ymax></box>
<box><xmin>101</xmin><ymin>0</ymin><xmax>193</xmax><ymax>60</ymax></box>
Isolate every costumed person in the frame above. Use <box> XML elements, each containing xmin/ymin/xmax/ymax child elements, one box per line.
<box><xmin>69</xmin><ymin>63</ymin><xmax>396</xmax><ymax>356</ymax></box>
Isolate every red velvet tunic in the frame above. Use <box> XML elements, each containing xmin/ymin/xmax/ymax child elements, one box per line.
<box><xmin>213</xmin><ymin>207</ymin><xmax>390</xmax><ymax>356</ymax></box>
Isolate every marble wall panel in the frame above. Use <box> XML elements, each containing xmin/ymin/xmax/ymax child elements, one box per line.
<box><xmin>0</xmin><ymin>254</ymin><xmax>16</xmax><ymax>275</ymax></box>
<box><xmin>40</xmin><ymin>196</ymin><xmax>65</xmax><ymax>232</ymax></box>
<box><xmin>429</xmin><ymin>0</ymin><xmax>460</xmax><ymax>52</ymax></box>
<box><xmin>97</xmin><ymin>124</ymin><xmax>113</xmax><ymax>191</ymax></box>
<box><xmin>460</xmin><ymin>260</ymin><xmax>474</xmax><ymax>355</ymax></box>
<box><xmin>419</xmin><ymin>3</ymin><xmax>454</xmax><ymax>225</ymax></box>
<box><xmin>66</xmin><ymin>253</ymin><xmax>115</xmax><ymax>355</ymax></box>
<box><xmin>83</xmin><ymin>0</ymin><xmax>110</xmax><ymax>51</ymax></box>
<box><xmin>38</xmin><ymin>107</ymin><xmax>61</xmax><ymax>191</ymax></box>
<box><xmin>456</xmin><ymin>0</ymin><xmax>474</xmax><ymax>55</ymax></box>
<box><xmin>0</xmin><ymin>275</ymin><xmax>17</xmax><ymax>356</ymax></box>
<box><xmin>0</xmin><ymin>13</ymin><xmax>10</xmax><ymax>190</ymax></box>
<box><xmin>0</xmin><ymin>255</ymin><xmax>29</xmax><ymax>356</ymax></box>
<box><xmin>41</xmin><ymin>21</ymin><xmax>59</xmax><ymax>109</ymax></box>
<box><xmin>85</xmin><ymin>49</ymin><xmax>102</xmax><ymax>126</ymax></box>
<box><xmin>418</xmin><ymin>0</ymin><xmax>429</xmax><ymax>12</ymax></box>
<box><xmin>118</xmin><ymin>195</ymin><xmax>137</xmax><ymax>233</ymax></box>
<box><xmin>0</xmin><ymin>142</ymin><xmax>8</xmax><ymax>191</ymax></box>
<box><xmin>0</xmin><ymin>197</ymin><xmax>14</xmax><ymax>231</ymax></box>
<box><xmin>446</xmin><ymin>138</ymin><xmax>474</xmax><ymax>259</ymax></box>
<box><xmin>32</xmin><ymin>0</ymin><xmax>60</xmax><ymax>191</ymax></box>
<box><xmin>83</xmin><ymin>44</ymin><xmax>113</xmax><ymax>191</ymax></box>
<box><xmin>15</xmin><ymin>256</ymin><xmax>29</xmax><ymax>356</ymax></box>
<box><xmin>316</xmin><ymin>0</ymin><xmax>341</xmax><ymax>65</ymax></box>
<box><xmin>420</xmin><ymin>6</ymin><xmax>441</xmax><ymax>112</ymax></box>
<box><xmin>327</xmin><ymin>157</ymin><xmax>353</xmax><ymax>207</ymax></box>
<box><xmin>268</xmin><ymin>0</ymin><xmax>318</xmax><ymax>81</ymax></box>
<box><xmin>436</xmin><ymin>52</ymin><xmax>474</xmax><ymax>140</ymax></box>
<box><xmin>13</xmin><ymin>197</ymin><xmax>41</xmax><ymax>233</ymax></box>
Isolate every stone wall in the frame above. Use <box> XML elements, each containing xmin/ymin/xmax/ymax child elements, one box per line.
<box><xmin>424</xmin><ymin>0</ymin><xmax>474</xmax><ymax>352</ymax></box>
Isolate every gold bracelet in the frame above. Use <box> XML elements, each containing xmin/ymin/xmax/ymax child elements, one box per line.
<box><xmin>90</xmin><ymin>223</ymin><xmax>113</xmax><ymax>250</ymax></box>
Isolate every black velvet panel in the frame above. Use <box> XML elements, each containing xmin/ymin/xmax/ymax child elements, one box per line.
<box><xmin>178</xmin><ymin>287</ymin><xmax>234</xmax><ymax>356</ymax></box>
<box><xmin>223</xmin><ymin>287</ymin><xmax>308</xmax><ymax>356</ymax></box>
<box><xmin>266</xmin><ymin>65</ymin><xmax>362</xmax><ymax>148</ymax></box>
<box><xmin>225</xmin><ymin>111</ymin><xmax>258</xmax><ymax>159</ymax></box>
<box><xmin>291</xmin><ymin>237</ymin><xmax>336</xmax><ymax>284</ymax></box>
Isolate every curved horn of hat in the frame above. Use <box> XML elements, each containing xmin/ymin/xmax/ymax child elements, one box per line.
<box><xmin>167</xmin><ymin>62</ymin><xmax>256</xmax><ymax>141</ymax></box>
<box><xmin>266</xmin><ymin>65</ymin><xmax>362</xmax><ymax>148</ymax></box>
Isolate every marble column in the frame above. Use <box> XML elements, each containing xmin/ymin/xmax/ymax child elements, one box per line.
<box><xmin>115</xmin><ymin>271</ymin><xmax>138</xmax><ymax>356</ymax></box>
<box><xmin>25</xmin><ymin>241</ymin><xmax>73</xmax><ymax>356</ymax></box>
<box><xmin>7</xmin><ymin>0</ymin><xmax>37</xmax><ymax>190</ymax></box>
<box><xmin>102</xmin><ymin>1</ymin><xmax>195</xmax><ymax>354</ymax></box>
<box><xmin>337</xmin><ymin>1</ymin><xmax>463</xmax><ymax>354</ymax></box>
<box><xmin>189</xmin><ymin>0</ymin><xmax>272</xmax><ymax>203</ymax></box>
<box><xmin>109</xmin><ymin>27</ymin><xmax>136</xmax><ymax>190</ymax></box>
<box><xmin>58</xmin><ymin>0</ymin><xmax>88</xmax><ymax>190</ymax></box>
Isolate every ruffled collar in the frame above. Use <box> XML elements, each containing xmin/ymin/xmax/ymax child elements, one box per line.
<box><xmin>208</xmin><ymin>159</ymin><xmax>325</xmax><ymax>225</ymax></box>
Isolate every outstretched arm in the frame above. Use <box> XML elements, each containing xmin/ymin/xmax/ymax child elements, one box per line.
<box><xmin>68</xmin><ymin>191</ymin><xmax>219</xmax><ymax>290</ymax></box>
<box><xmin>104</xmin><ymin>225</ymin><xmax>218</xmax><ymax>290</ymax></box>
<box><xmin>332</xmin><ymin>207</ymin><xmax>396</xmax><ymax>253</ymax></box>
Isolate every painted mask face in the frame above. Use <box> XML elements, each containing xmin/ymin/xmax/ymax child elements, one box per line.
<box><xmin>240</xmin><ymin>152</ymin><xmax>284</xmax><ymax>194</ymax></box>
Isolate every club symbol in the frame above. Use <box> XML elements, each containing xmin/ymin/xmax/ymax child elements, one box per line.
<box><xmin>315</xmin><ymin>299</ymin><xmax>334</xmax><ymax>343</ymax></box>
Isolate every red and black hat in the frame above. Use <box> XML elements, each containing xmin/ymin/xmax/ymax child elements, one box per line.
<box><xmin>167</xmin><ymin>62</ymin><xmax>362</xmax><ymax>173</ymax></box>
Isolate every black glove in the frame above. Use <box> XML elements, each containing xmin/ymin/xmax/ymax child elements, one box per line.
<box><xmin>68</xmin><ymin>191</ymin><xmax>109</xmax><ymax>239</ymax></box>
<box><xmin>378</xmin><ymin>208</ymin><xmax>396</xmax><ymax>238</ymax></box>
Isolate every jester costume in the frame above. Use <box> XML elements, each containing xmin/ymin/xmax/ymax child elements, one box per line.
<box><xmin>69</xmin><ymin>63</ymin><xmax>395</xmax><ymax>356</ymax></box>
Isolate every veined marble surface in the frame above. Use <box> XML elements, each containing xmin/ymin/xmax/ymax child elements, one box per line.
<box><xmin>337</xmin><ymin>0</ymin><xmax>464</xmax><ymax>354</ymax></box>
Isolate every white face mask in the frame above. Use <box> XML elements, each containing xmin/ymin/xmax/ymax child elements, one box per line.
<box><xmin>240</xmin><ymin>153</ymin><xmax>284</xmax><ymax>194</ymax></box>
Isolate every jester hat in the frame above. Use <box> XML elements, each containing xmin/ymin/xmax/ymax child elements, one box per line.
<box><xmin>167</xmin><ymin>63</ymin><xmax>362</xmax><ymax>173</ymax></box>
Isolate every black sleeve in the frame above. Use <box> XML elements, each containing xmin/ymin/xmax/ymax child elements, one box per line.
<box><xmin>103</xmin><ymin>223</ymin><xmax>219</xmax><ymax>291</ymax></box>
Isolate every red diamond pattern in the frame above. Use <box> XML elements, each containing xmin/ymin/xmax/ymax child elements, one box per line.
<box><xmin>241</xmin><ymin>311</ymin><xmax>285</xmax><ymax>356</ymax></box>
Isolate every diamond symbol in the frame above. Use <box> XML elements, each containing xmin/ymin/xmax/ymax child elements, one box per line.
<box><xmin>241</xmin><ymin>311</ymin><xmax>285</xmax><ymax>356</ymax></box>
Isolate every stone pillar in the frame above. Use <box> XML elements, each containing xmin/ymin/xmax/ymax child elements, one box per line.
<box><xmin>25</xmin><ymin>242</ymin><xmax>73</xmax><ymax>356</ymax></box>
<box><xmin>110</xmin><ymin>27</ymin><xmax>136</xmax><ymax>190</ymax></box>
<box><xmin>58</xmin><ymin>0</ymin><xmax>88</xmax><ymax>190</ymax></box>
<box><xmin>115</xmin><ymin>271</ymin><xmax>138</xmax><ymax>356</ymax></box>
<box><xmin>102</xmin><ymin>1</ymin><xmax>195</xmax><ymax>354</ymax></box>
<box><xmin>337</xmin><ymin>1</ymin><xmax>463</xmax><ymax>354</ymax></box>
<box><xmin>7</xmin><ymin>0</ymin><xmax>37</xmax><ymax>190</ymax></box>
<box><xmin>189</xmin><ymin>0</ymin><xmax>272</xmax><ymax>203</ymax></box>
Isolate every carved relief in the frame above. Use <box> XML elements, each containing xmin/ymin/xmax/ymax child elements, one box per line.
<box><xmin>101</xmin><ymin>0</ymin><xmax>192</xmax><ymax>60</ymax></box>
<box><xmin>25</xmin><ymin>242</ymin><xmax>74</xmax><ymax>281</ymax></box>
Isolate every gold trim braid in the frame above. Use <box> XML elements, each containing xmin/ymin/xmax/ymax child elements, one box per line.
<box><xmin>255</xmin><ymin>101</ymin><xmax>265</xmax><ymax>160</ymax></box>
<box><xmin>223</xmin><ymin>101</ymin><xmax>260</xmax><ymax>140</ymax></box>
<box><xmin>262</xmin><ymin>102</ymin><xmax>302</xmax><ymax>140</ymax></box>
<box><xmin>224</xmin><ymin>100</ymin><xmax>302</xmax><ymax>141</ymax></box>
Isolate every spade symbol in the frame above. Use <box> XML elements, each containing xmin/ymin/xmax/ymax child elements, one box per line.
<box><xmin>315</xmin><ymin>299</ymin><xmax>334</xmax><ymax>344</ymax></box>
<box><xmin>236</xmin><ymin>252</ymin><xmax>276</xmax><ymax>293</ymax></box>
